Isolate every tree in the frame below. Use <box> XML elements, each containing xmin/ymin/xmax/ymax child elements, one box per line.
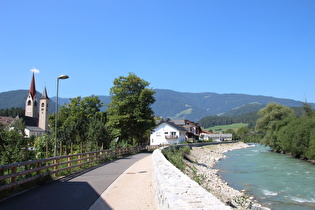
<box><xmin>86</xmin><ymin>112</ymin><xmax>109</xmax><ymax>150</ymax></box>
<box><xmin>306</xmin><ymin>129</ymin><xmax>315</xmax><ymax>160</ymax></box>
<box><xmin>277</xmin><ymin>116</ymin><xmax>315</xmax><ymax>158</ymax></box>
<box><xmin>0</xmin><ymin>107</ymin><xmax>25</xmax><ymax>117</ymax></box>
<box><xmin>236</xmin><ymin>127</ymin><xmax>249</xmax><ymax>142</ymax></box>
<box><xmin>0</xmin><ymin>118</ymin><xmax>27</xmax><ymax>165</ymax></box>
<box><xmin>107</xmin><ymin>73</ymin><xmax>156</xmax><ymax>146</ymax></box>
<box><xmin>49</xmin><ymin>95</ymin><xmax>110</xmax><ymax>154</ymax></box>
<box><xmin>33</xmin><ymin>135</ymin><xmax>52</xmax><ymax>159</ymax></box>
<box><xmin>225</xmin><ymin>129</ymin><xmax>236</xmax><ymax>140</ymax></box>
<box><xmin>255</xmin><ymin>103</ymin><xmax>295</xmax><ymax>151</ymax></box>
<box><xmin>302</xmin><ymin>101</ymin><xmax>313</xmax><ymax>117</ymax></box>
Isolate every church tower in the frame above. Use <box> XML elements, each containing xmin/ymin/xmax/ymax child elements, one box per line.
<box><xmin>25</xmin><ymin>73</ymin><xmax>38</xmax><ymax>118</ymax></box>
<box><xmin>39</xmin><ymin>87</ymin><xmax>50</xmax><ymax>131</ymax></box>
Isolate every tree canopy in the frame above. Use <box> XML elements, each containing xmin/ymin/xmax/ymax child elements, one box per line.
<box><xmin>49</xmin><ymin>95</ymin><xmax>110</xmax><ymax>154</ymax></box>
<box><xmin>0</xmin><ymin>118</ymin><xmax>27</xmax><ymax>165</ymax></box>
<box><xmin>256</xmin><ymin>102</ymin><xmax>315</xmax><ymax>160</ymax></box>
<box><xmin>107</xmin><ymin>73</ymin><xmax>156</xmax><ymax>146</ymax></box>
<box><xmin>255</xmin><ymin>102</ymin><xmax>295</xmax><ymax>151</ymax></box>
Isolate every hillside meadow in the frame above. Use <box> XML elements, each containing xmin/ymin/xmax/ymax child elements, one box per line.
<box><xmin>205</xmin><ymin>123</ymin><xmax>249</xmax><ymax>133</ymax></box>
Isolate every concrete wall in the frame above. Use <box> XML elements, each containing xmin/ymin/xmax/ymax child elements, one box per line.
<box><xmin>152</xmin><ymin>149</ymin><xmax>231</xmax><ymax>210</ymax></box>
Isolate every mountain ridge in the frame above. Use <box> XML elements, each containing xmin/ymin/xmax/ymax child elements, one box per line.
<box><xmin>0</xmin><ymin>89</ymin><xmax>311</xmax><ymax>121</ymax></box>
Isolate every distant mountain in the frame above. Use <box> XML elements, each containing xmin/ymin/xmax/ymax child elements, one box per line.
<box><xmin>150</xmin><ymin>89</ymin><xmax>309</xmax><ymax>121</ymax></box>
<box><xmin>0</xmin><ymin>90</ymin><xmax>58</xmax><ymax>113</ymax></box>
<box><xmin>220</xmin><ymin>103</ymin><xmax>265</xmax><ymax>117</ymax></box>
<box><xmin>0</xmin><ymin>89</ymin><xmax>311</xmax><ymax>121</ymax></box>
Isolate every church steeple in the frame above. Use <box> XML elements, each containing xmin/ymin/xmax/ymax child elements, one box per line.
<box><xmin>41</xmin><ymin>86</ymin><xmax>49</xmax><ymax>99</ymax></box>
<box><xmin>25</xmin><ymin>73</ymin><xmax>38</xmax><ymax>117</ymax></box>
<box><xmin>29</xmin><ymin>73</ymin><xmax>36</xmax><ymax>100</ymax></box>
<box><xmin>39</xmin><ymin>86</ymin><xmax>50</xmax><ymax>131</ymax></box>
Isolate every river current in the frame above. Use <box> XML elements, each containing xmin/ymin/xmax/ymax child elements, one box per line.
<box><xmin>215</xmin><ymin>144</ymin><xmax>315</xmax><ymax>210</ymax></box>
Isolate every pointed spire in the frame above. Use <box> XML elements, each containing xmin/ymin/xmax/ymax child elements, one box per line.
<box><xmin>41</xmin><ymin>86</ymin><xmax>49</xmax><ymax>99</ymax></box>
<box><xmin>29</xmin><ymin>73</ymin><xmax>36</xmax><ymax>99</ymax></box>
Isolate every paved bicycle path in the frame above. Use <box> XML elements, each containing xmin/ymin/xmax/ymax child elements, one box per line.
<box><xmin>0</xmin><ymin>152</ymin><xmax>152</xmax><ymax>210</ymax></box>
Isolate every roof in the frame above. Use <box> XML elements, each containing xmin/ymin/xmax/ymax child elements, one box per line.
<box><xmin>29</xmin><ymin>73</ymin><xmax>37</xmax><ymax>100</ymax></box>
<box><xmin>0</xmin><ymin>116</ymin><xmax>15</xmax><ymax>127</ymax></box>
<box><xmin>40</xmin><ymin>87</ymin><xmax>49</xmax><ymax>99</ymax></box>
<box><xmin>157</xmin><ymin>120</ymin><xmax>187</xmax><ymax>132</ymax></box>
<box><xmin>25</xmin><ymin>126</ymin><xmax>45</xmax><ymax>132</ymax></box>
<box><xmin>201</xmin><ymin>130</ymin><xmax>213</xmax><ymax>134</ymax></box>
<box><xmin>171</xmin><ymin>119</ymin><xmax>185</xmax><ymax>126</ymax></box>
<box><xmin>22</xmin><ymin>116</ymin><xmax>38</xmax><ymax>127</ymax></box>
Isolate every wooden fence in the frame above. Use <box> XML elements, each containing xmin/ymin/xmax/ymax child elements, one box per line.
<box><xmin>0</xmin><ymin>147</ymin><xmax>138</xmax><ymax>193</ymax></box>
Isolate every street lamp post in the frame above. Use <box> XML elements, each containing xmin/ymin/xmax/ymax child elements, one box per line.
<box><xmin>54</xmin><ymin>75</ymin><xmax>69</xmax><ymax>157</ymax></box>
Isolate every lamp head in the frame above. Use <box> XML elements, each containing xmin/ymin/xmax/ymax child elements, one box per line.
<box><xmin>58</xmin><ymin>75</ymin><xmax>69</xmax><ymax>80</ymax></box>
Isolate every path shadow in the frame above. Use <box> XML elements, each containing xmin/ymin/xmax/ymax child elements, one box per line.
<box><xmin>0</xmin><ymin>181</ymin><xmax>112</xmax><ymax>210</ymax></box>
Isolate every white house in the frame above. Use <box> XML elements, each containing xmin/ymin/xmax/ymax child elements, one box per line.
<box><xmin>150</xmin><ymin>121</ymin><xmax>187</xmax><ymax>145</ymax></box>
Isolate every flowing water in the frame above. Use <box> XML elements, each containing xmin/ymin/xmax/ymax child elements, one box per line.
<box><xmin>215</xmin><ymin>144</ymin><xmax>315</xmax><ymax>210</ymax></box>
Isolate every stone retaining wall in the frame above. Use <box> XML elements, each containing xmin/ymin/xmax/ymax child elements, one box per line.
<box><xmin>152</xmin><ymin>149</ymin><xmax>231</xmax><ymax>210</ymax></box>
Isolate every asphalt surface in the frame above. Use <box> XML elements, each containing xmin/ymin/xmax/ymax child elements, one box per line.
<box><xmin>0</xmin><ymin>152</ymin><xmax>151</xmax><ymax>210</ymax></box>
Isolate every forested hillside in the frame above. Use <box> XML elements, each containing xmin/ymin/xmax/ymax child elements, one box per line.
<box><xmin>0</xmin><ymin>90</ymin><xmax>29</xmax><ymax>109</ymax></box>
<box><xmin>0</xmin><ymin>107</ymin><xmax>24</xmax><ymax>117</ymax></box>
<box><xmin>198</xmin><ymin>112</ymin><xmax>260</xmax><ymax>129</ymax></box>
<box><xmin>0</xmin><ymin>89</ymin><xmax>311</xmax><ymax>121</ymax></box>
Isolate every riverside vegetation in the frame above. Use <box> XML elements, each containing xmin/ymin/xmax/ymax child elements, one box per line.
<box><xmin>256</xmin><ymin>102</ymin><xmax>315</xmax><ymax>161</ymax></box>
<box><xmin>162</xmin><ymin>143</ymin><xmax>268</xmax><ymax>209</ymax></box>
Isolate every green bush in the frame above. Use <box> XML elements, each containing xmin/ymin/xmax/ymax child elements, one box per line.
<box><xmin>162</xmin><ymin>146</ymin><xmax>190</xmax><ymax>171</ymax></box>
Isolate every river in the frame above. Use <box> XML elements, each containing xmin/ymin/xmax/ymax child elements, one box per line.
<box><xmin>215</xmin><ymin>144</ymin><xmax>315</xmax><ymax>210</ymax></box>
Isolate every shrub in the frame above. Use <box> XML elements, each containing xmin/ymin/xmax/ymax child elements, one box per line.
<box><xmin>162</xmin><ymin>146</ymin><xmax>190</xmax><ymax>171</ymax></box>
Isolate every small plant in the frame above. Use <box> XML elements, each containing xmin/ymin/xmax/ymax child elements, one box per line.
<box><xmin>232</xmin><ymin>195</ymin><xmax>252</xmax><ymax>209</ymax></box>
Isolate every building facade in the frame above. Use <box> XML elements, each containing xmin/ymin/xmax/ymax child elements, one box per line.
<box><xmin>150</xmin><ymin>120</ymin><xmax>186</xmax><ymax>145</ymax></box>
<box><xmin>24</xmin><ymin>73</ymin><xmax>50</xmax><ymax>137</ymax></box>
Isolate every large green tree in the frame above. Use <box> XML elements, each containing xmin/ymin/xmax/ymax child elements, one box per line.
<box><xmin>107</xmin><ymin>73</ymin><xmax>156</xmax><ymax>146</ymax></box>
<box><xmin>256</xmin><ymin>102</ymin><xmax>315</xmax><ymax>160</ymax></box>
<box><xmin>236</xmin><ymin>126</ymin><xmax>250</xmax><ymax>142</ymax></box>
<box><xmin>276</xmin><ymin>116</ymin><xmax>315</xmax><ymax>159</ymax></box>
<box><xmin>255</xmin><ymin>102</ymin><xmax>295</xmax><ymax>151</ymax></box>
<box><xmin>49</xmin><ymin>95</ymin><xmax>110</xmax><ymax>154</ymax></box>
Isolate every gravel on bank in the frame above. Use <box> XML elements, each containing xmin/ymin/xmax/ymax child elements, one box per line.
<box><xmin>183</xmin><ymin>142</ymin><xmax>270</xmax><ymax>210</ymax></box>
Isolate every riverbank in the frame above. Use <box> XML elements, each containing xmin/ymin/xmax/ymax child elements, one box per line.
<box><xmin>183</xmin><ymin>142</ymin><xmax>269</xmax><ymax>209</ymax></box>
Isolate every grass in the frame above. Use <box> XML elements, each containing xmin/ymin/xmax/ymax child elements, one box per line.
<box><xmin>206</xmin><ymin>123</ymin><xmax>248</xmax><ymax>133</ymax></box>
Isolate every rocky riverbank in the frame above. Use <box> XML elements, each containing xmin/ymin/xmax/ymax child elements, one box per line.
<box><xmin>183</xmin><ymin>142</ymin><xmax>269</xmax><ymax>209</ymax></box>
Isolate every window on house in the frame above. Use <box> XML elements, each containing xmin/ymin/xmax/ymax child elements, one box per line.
<box><xmin>164</xmin><ymin>132</ymin><xmax>168</xmax><ymax>134</ymax></box>
<box><xmin>171</xmin><ymin>132</ymin><xmax>176</xmax><ymax>136</ymax></box>
<box><xmin>41</xmin><ymin>103</ymin><xmax>44</xmax><ymax>107</ymax></box>
<box><xmin>28</xmin><ymin>100</ymin><xmax>31</xmax><ymax>105</ymax></box>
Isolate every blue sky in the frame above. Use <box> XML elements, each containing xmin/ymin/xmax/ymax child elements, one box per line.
<box><xmin>1</xmin><ymin>0</ymin><xmax>314</xmax><ymax>102</ymax></box>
